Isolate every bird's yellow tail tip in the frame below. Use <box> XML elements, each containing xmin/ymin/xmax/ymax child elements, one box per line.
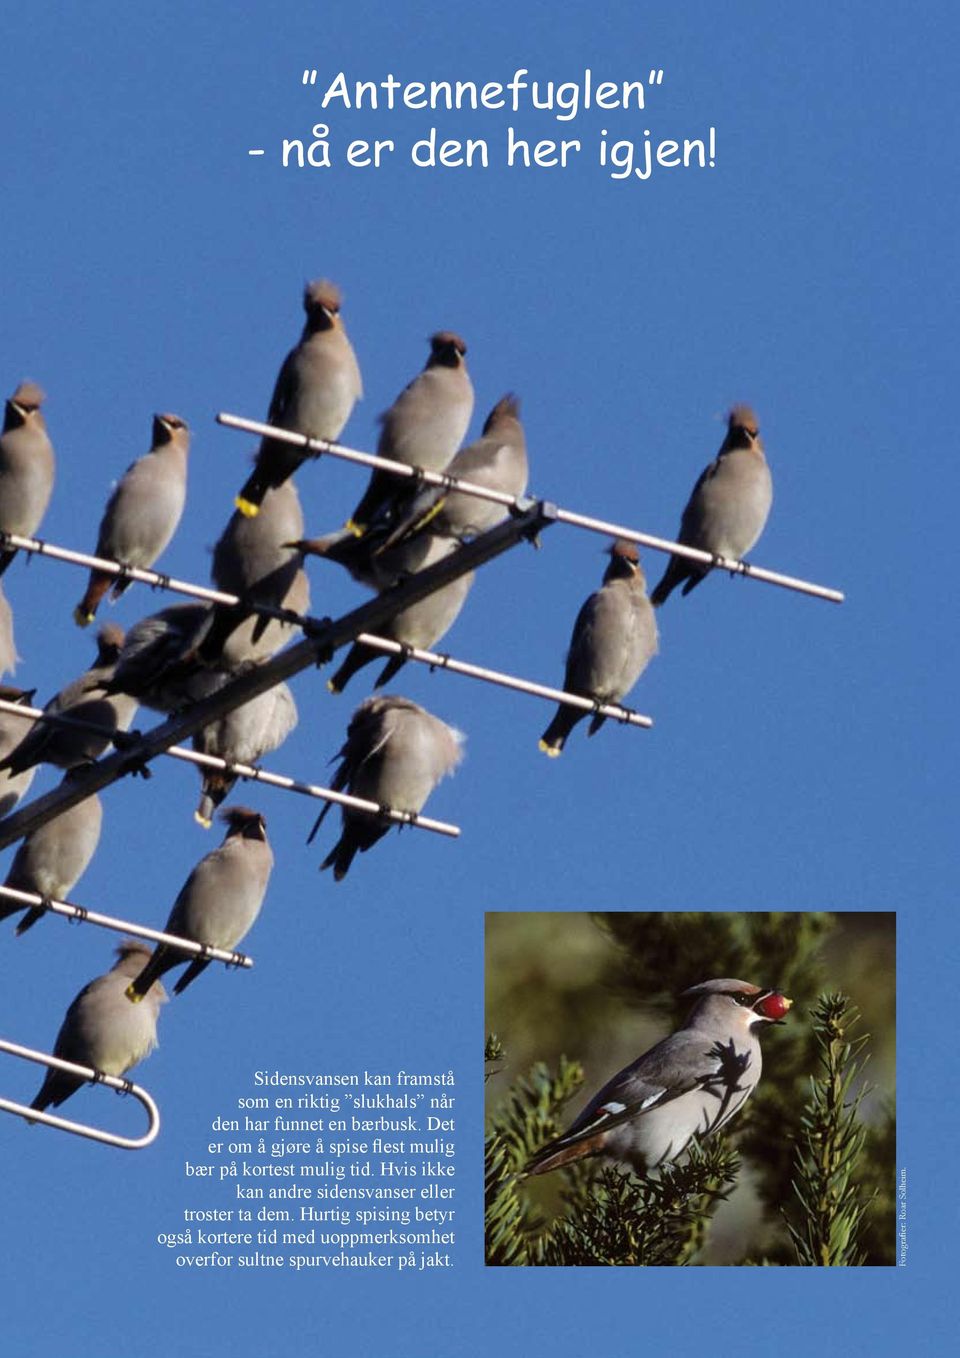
<box><xmin>193</xmin><ymin>811</ymin><xmax>213</xmax><ymax>829</ymax></box>
<box><xmin>326</xmin><ymin>678</ymin><xmax>342</xmax><ymax>695</ymax></box>
<box><xmin>73</xmin><ymin>605</ymin><xmax>94</xmax><ymax>628</ymax></box>
<box><xmin>235</xmin><ymin>496</ymin><xmax>259</xmax><ymax>518</ymax></box>
<box><xmin>538</xmin><ymin>739</ymin><xmax>561</xmax><ymax>758</ymax></box>
<box><xmin>345</xmin><ymin>518</ymin><xmax>365</xmax><ymax>538</ymax></box>
<box><xmin>125</xmin><ymin>984</ymin><xmax>145</xmax><ymax>1004</ymax></box>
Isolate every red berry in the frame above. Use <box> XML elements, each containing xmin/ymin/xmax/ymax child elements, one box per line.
<box><xmin>757</xmin><ymin>992</ymin><xmax>792</xmax><ymax>1020</ymax></box>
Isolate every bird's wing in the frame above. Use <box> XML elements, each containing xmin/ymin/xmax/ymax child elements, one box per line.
<box><xmin>562</xmin><ymin>587</ymin><xmax>637</xmax><ymax>693</ymax></box>
<box><xmin>562</xmin><ymin>1029</ymin><xmax>729</xmax><ymax>1141</ymax></box>
<box><xmin>562</xmin><ymin>591</ymin><xmax>602</xmax><ymax>679</ymax></box>
<box><xmin>266</xmin><ymin>348</ymin><xmax>300</xmax><ymax>426</ymax></box>
<box><xmin>307</xmin><ymin>710</ymin><xmax>386</xmax><ymax>843</ymax></box>
<box><xmin>373</xmin><ymin>485</ymin><xmax>446</xmax><ymax>552</ymax></box>
<box><xmin>677</xmin><ymin>456</ymin><xmax>722</xmax><ymax>543</ymax></box>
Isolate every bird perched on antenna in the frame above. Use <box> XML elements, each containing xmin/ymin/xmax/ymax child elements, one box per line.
<box><xmin>374</xmin><ymin>393</ymin><xmax>528</xmax><ymax>553</ymax></box>
<box><xmin>126</xmin><ymin>807</ymin><xmax>273</xmax><ymax>1001</ymax></box>
<box><xmin>309</xmin><ymin>695</ymin><xmax>463</xmax><ymax>880</ymax></box>
<box><xmin>235</xmin><ymin>279</ymin><xmax>362</xmax><ymax>517</ymax></box>
<box><xmin>295</xmin><ymin>390</ymin><xmax>526</xmax><ymax>596</ymax></box>
<box><xmin>344</xmin><ymin>330</ymin><xmax>473</xmax><ymax>539</ymax></box>
<box><xmin>28</xmin><ymin>942</ymin><xmax>166</xmax><ymax>1117</ymax></box>
<box><xmin>651</xmin><ymin>406</ymin><xmax>773</xmax><ymax>606</ymax></box>
<box><xmin>291</xmin><ymin>532</ymin><xmax>476</xmax><ymax>695</ymax></box>
<box><xmin>74</xmin><ymin>412</ymin><xmax>190</xmax><ymax>626</ymax></box>
<box><xmin>192</xmin><ymin>684</ymin><xmax>297</xmax><ymax>827</ymax></box>
<box><xmin>526</xmin><ymin>978</ymin><xmax>791</xmax><ymax>1177</ymax></box>
<box><xmin>0</xmin><ymin>624</ymin><xmax>136</xmax><ymax>777</ymax></box>
<box><xmin>0</xmin><ymin>770</ymin><xmax>102</xmax><ymax>935</ymax></box>
<box><xmin>0</xmin><ymin>381</ymin><xmax>55</xmax><ymax>576</ymax></box>
<box><xmin>104</xmin><ymin>604</ymin><xmax>222</xmax><ymax>713</ymax></box>
<box><xmin>204</xmin><ymin>478</ymin><xmax>309</xmax><ymax>665</ymax></box>
<box><xmin>540</xmin><ymin>539</ymin><xmax>658</xmax><ymax>756</ymax></box>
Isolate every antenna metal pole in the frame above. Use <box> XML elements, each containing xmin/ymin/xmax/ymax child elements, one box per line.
<box><xmin>217</xmin><ymin>412</ymin><xmax>845</xmax><ymax>605</ymax></box>
<box><xmin>0</xmin><ymin>530</ymin><xmax>300</xmax><ymax>621</ymax></box>
<box><xmin>0</xmin><ymin>882</ymin><xmax>256</xmax><ymax>966</ymax></box>
<box><xmin>0</xmin><ymin>1037</ymin><xmax>160</xmax><ymax>1149</ymax></box>
<box><xmin>345</xmin><ymin>634</ymin><xmax>653</xmax><ymax>729</ymax></box>
<box><xmin>0</xmin><ymin>700</ymin><xmax>461</xmax><ymax>840</ymax></box>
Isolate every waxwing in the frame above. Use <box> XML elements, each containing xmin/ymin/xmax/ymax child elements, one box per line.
<box><xmin>214</xmin><ymin>478</ymin><xmax>304</xmax><ymax>597</ymax></box>
<box><xmin>0</xmin><ymin>772</ymin><xmax>102</xmax><ymax>934</ymax></box>
<box><xmin>287</xmin><ymin>519</ymin><xmax>439</xmax><ymax>593</ymax></box>
<box><xmin>192</xmin><ymin>682</ymin><xmax>298</xmax><ymax>826</ymax></box>
<box><xmin>326</xmin><ymin>536</ymin><xmax>475</xmax><ymax>694</ymax></box>
<box><xmin>235</xmin><ymin>280</ymin><xmax>362</xmax><ymax>516</ymax></box>
<box><xmin>0</xmin><ymin>381</ymin><xmax>55</xmax><ymax>576</ymax></box>
<box><xmin>651</xmin><ymin>406</ymin><xmax>773</xmax><ymax>606</ymax></box>
<box><xmin>211</xmin><ymin>567</ymin><xmax>310</xmax><ymax>670</ymax></box>
<box><xmin>203</xmin><ymin>480</ymin><xmax>308</xmax><ymax>666</ymax></box>
<box><xmin>527</xmin><ymin>978</ymin><xmax>792</xmax><ymax>1176</ymax></box>
<box><xmin>74</xmin><ymin>413</ymin><xmax>190</xmax><ymax>625</ymax></box>
<box><xmin>29</xmin><ymin>941</ymin><xmax>166</xmax><ymax>1114</ymax></box>
<box><xmin>309</xmin><ymin>694</ymin><xmax>463</xmax><ymax>881</ymax></box>
<box><xmin>105</xmin><ymin>604</ymin><xmax>223</xmax><ymax>713</ymax></box>
<box><xmin>126</xmin><ymin>808</ymin><xmax>273</xmax><ymax>1000</ymax></box>
<box><xmin>377</xmin><ymin>394</ymin><xmax>527</xmax><ymax>551</ymax></box>
<box><xmin>345</xmin><ymin>331</ymin><xmax>473</xmax><ymax>537</ymax></box>
<box><xmin>0</xmin><ymin>624</ymin><xmax>137</xmax><ymax>777</ymax></box>
<box><xmin>540</xmin><ymin>540</ymin><xmax>658</xmax><ymax>756</ymax></box>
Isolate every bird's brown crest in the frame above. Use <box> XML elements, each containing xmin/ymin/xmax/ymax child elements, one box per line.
<box><xmin>482</xmin><ymin>393</ymin><xmax>520</xmax><ymax>432</ymax></box>
<box><xmin>220</xmin><ymin>805</ymin><xmax>267</xmax><ymax>839</ymax></box>
<box><xmin>152</xmin><ymin>412</ymin><xmax>188</xmax><ymax>444</ymax></box>
<box><xmin>429</xmin><ymin>331</ymin><xmax>467</xmax><ymax>357</ymax></box>
<box><xmin>727</xmin><ymin>404</ymin><xmax>760</xmax><ymax>436</ymax></box>
<box><xmin>681</xmin><ymin>978</ymin><xmax>763</xmax><ymax>999</ymax></box>
<box><xmin>95</xmin><ymin>623</ymin><xmax>126</xmax><ymax>660</ymax></box>
<box><xmin>303</xmin><ymin>279</ymin><xmax>343</xmax><ymax>315</ymax></box>
<box><xmin>10</xmin><ymin>381</ymin><xmax>46</xmax><ymax>411</ymax></box>
<box><xmin>609</xmin><ymin>538</ymin><xmax>640</xmax><ymax>564</ymax></box>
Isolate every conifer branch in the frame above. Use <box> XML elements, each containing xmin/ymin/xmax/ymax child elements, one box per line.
<box><xmin>484</xmin><ymin>1050</ymin><xmax>585</xmax><ymax>1266</ymax></box>
<box><xmin>484</xmin><ymin>1044</ymin><xmax>739</xmax><ymax>1266</ymax></box>
<box><xmin>785</xmin><ymin>994</ymin><xmax>874</xmax><ymax>1266</ymax></box>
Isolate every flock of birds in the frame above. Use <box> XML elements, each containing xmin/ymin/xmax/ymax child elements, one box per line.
<box><xmin>0</xmin><ymin>278</ymin><xmax>773</xmax><ymax>1125</ymax></box>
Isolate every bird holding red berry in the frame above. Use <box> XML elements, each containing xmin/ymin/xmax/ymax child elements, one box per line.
<box><xmin>526</xmin><ymin>978</ymin><xmax>792</xmax><ymax>1177</ymax></box>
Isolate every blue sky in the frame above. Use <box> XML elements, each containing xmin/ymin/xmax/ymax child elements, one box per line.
<box><xmin>0</xmin><ymin>1</ymin><xmax>955</xmax><ymax>1353</ymax></box>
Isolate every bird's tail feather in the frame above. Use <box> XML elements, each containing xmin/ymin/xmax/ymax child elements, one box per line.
<box><xmin>525</xmin><ymin>1128</ymin><xmax>608</xmax><ymax>1177</ymax></box>
<box><xmin>173</xmin><ymin>957</ymin><xmax>210</xmax><ymax>996</ymax></box>
<box><xmin>74</xmin><ymin>571</ymin><xmax>113</xmax><ymax>627</ymax></box>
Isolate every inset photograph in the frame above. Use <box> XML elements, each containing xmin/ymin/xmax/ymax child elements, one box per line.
<box><xmin>485</xmin><ymin>911</ymin><xmax>895</xmax><ymax>1266</ymax></box>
